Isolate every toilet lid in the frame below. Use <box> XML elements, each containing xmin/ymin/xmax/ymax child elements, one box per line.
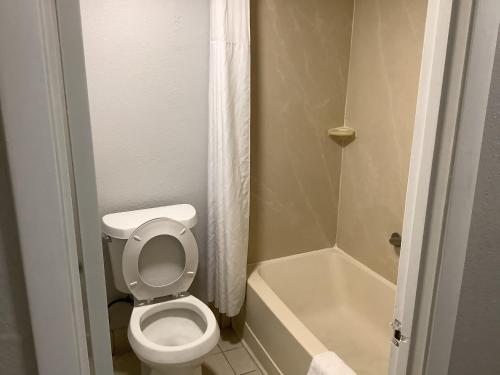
<box><xmin>122</xmin><ymin>218</ymin><xmax>198</xmax><ymax>301</ymax></box>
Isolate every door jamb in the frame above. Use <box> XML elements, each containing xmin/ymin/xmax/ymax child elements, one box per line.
<box><xmin>423</xmin><ymin>1</ymin><xmax>500</xmax><ymax>373</ymax></box>
<box><xmin>0</xmin><ymin>1</ymin><xmax>92</xmax><ymax>374</ymax></box>
<box><xmin>55</xmin><ymin>0</ymin><xmax>114</xmax><ymax>373</ymax></box>
<box><xmin>389</xmin><ymin>0</ymin><xmax>480</xmax><ymax>373</ymax></box>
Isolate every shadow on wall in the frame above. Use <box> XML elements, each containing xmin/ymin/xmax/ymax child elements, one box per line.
<box><xmin>0</xmin><ymin>104</ymin><xmax>38</xmax><ymax>375</ymax></box>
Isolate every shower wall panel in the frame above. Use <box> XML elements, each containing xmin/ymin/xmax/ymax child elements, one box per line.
<box><xmin>336</xmin><ymin>0</ymin><xmax>428</xmax><ymax>282</ymax></box>
<box><xmin>248</xmin><ymin>0</ymin><xmax>354</xmax><ymax>263</ymax></box>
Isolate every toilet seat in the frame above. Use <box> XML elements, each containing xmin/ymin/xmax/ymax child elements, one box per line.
<box><xmin>128</xmin><ymin>295</ymin><xmax>220</xmax><ymax>366</ymax></box>
<box><xmin>122</xmin><ymin>217</ymin><xmax>198</xmax><ymax>301</ymax></box>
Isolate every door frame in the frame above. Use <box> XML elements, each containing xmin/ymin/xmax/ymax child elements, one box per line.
<box><xmin>0</xmin><ymin>0</ymin><xmax>477</xmax><ymax>374</ymax></box>
<box><xmin>0</xmin><ymin>0</ymin><xmax>112</xmax><ymax>374</ymax></box>
<box><xmin>0</xmin><ymin>1</ymin><xmax>91</xmax><ymax>374</ymax></box>
<box><xmin>418</xmin><ymin>1</ymin><xmax>500</xmax><ymax>373</ymax></box>
<box><xmin>391</xmin><ymin>0</ymin><xmax>500</xmax><ymax>373</ymax></box>
<box><xmin>55</xmin><ymin>1</ymin><xmax>115</xmax><ymax>374</ymax></box>
<box><xmin>389</xmin><ymin>0</ymin><xmax>470</xmax><ymax>373</ymax></box>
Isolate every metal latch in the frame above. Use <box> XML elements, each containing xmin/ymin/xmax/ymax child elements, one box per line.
<box><xmin>391</xmin><ymin>319</ymin><xmax>408</xmax><ymax>347</ymax></box>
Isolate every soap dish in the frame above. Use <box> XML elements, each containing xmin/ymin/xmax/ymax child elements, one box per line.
<box><xmin>328</xmin><ymin>126</ymin><xmax>356</xmax><ymax>139</ymax></box>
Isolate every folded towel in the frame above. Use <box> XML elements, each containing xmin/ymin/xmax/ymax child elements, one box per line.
<box><xmin>307</xmin><ymin>352</ymin><xmax>357</xmax><ymax>375</ymax></box>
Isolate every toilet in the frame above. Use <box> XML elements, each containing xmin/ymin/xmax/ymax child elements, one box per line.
<box><xmin>102</xmin><ymin>204</ymin><xmax>220</xmax><ymax>375</ymax></box>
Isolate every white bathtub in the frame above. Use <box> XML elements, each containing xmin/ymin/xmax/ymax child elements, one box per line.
<box><xmin>234</xmin><ymin>247</ymin><xmax>396</xmax><ymax>375</ymax></box>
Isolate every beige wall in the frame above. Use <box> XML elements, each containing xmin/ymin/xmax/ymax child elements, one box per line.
<box><xmin>248</xmin><ymin>0</ymin><xmax>354</xmax><ymax>263</ymax></box>
<box><xmin>337</xmin><ymin>0</ymin><xmax>428</xmax><ymax>282</ymax></box>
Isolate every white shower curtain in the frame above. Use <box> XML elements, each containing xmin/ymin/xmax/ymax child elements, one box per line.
<box><xmin>207</xmin><ymin>0</ymin><xmax>251</xmax><ymax>317</ymax></box>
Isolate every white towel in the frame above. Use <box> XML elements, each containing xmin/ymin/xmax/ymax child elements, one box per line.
<box><xmin>307</xmin><ymin>352</ymin><xmax>357</xmax><ymax>375</ymax></box>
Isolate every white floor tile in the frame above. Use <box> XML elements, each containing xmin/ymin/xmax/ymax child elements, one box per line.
<box><xmin>210</xmin><ymin>343</ymin><xmax>222</xmax><ymax>355</ymax></box>
<box><xmin>224</xmin><ymin>348</ymin><xmax>258</xmax><ymax>375</ymax></box>
<box><xmin>203</xmin><ymin>353</ymin><xmax>236</xmax><ymax>375</ymax></box>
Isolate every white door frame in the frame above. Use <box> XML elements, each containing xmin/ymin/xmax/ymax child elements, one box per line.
<box><xmin>0</xmin><ymin>1</ymin><xmax>91</xmax><ymax>374</ymax></box>
<box><xmin>389</xmin><ymin>0</ymin><xmax>465</xmax><ymax>372</ymax></box>
<box><xmin>0</xmin><ymin>0</ymin><xmax>112</xmax><ymax>374</ymax></box>
<box><xmin>55</xmin><ymin>0</ymin><xmax>114</xmax><ymax>373</ymax></box>
<box><xmin>0</xmin><ymin>0</ymin><xmax>480</xmax><ymax>374</ymax></box>
<box><xmin>400</xmin><ymin>1</ymin><xmax>475</xmax><ymax>373</ymax></box>
<box><xmin>421</xmin><ymin>1</ymin><xmax>500</xmax><ymax>373</ymax></box>
<box><xmin>391</xmin><ymin>0</ymin><xmax>500</xmax><ymax>373</ymax></box>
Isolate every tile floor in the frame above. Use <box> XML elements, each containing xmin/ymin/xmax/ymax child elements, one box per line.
<box><xmin>113</xmin><ymin>328</ymin><xmax>263</xmax><ymax>375</ymax></box>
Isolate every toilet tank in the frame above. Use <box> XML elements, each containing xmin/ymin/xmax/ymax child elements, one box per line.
<box><xmin>102</xmin><ymin>204</ymin><xmax>197</xmax><ymax>294</ymax></box>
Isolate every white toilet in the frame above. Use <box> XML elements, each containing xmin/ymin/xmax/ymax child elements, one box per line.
<box><xmin>102</xmin><ymin>204</ymin><xmax>220</xmax><ymax>375</ymax></box>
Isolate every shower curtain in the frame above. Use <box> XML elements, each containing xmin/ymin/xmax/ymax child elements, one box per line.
<box><xmin>207</xmin><ymin>0</ymin><xmax>251</xmax><ymax>317</ymax></box>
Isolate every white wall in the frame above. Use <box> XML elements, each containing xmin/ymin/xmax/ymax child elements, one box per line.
<box><xmin>80</xmin><ymin>0</ymin><xmax>209</xmax><ymax>300</ymax></box>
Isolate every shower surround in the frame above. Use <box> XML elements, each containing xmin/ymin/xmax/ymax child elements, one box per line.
<box><xmin>248</xmin><ymin>0</ymin><xmax>353</xmax><ymax>263</ymax></box>
<box><xmin>337</xmin><ymin>0</ymin><xmax>428</xmax><ymax>282</ymax></box>
<box><xmin>249</xmin><ymin>0</ymin><xmax>428</xmax><ymax>283</ymax></box>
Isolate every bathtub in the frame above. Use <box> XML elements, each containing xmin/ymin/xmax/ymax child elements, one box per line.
<box><xmin>234</xmin><ymin>247</ymin><xmax>396</xmax><ymax>375</ymax></box>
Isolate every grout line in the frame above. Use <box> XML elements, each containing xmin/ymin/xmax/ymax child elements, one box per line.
<box><xmin>220</xmin><ymin>349</ymin><xmax>238</xmax><ymax>375</ymax></box>
<box><xmin>221</xmin><ymin>345</ymin><xmax>259</xmax><ymax>375</ymax></box>
<box><xmin>221</xmin><ymin>345</ymin><xmax>243</xmax><ymax>353</ymax></box>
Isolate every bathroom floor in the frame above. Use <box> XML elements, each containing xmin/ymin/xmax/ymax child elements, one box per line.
<box><xmin>113</xmin><ymin>328</ymin><xmax>263</xmax><ymax>375</ymax></box>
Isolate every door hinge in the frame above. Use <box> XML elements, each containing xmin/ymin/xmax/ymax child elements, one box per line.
<box><xmin>391</xmin><ymin>319</ymin><xmax>409</xmax><ymax>347</ymax></box>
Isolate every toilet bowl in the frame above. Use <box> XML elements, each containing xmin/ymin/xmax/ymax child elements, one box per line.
<box><xmin>129</xmin><ymin>295</ymin><xmax>219</xmax><ymax>375</ymax></box>
<box><xmin>102</xmin><ymin>205</ymin><xmax>220</xmax><ymax>375</ymax></box>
